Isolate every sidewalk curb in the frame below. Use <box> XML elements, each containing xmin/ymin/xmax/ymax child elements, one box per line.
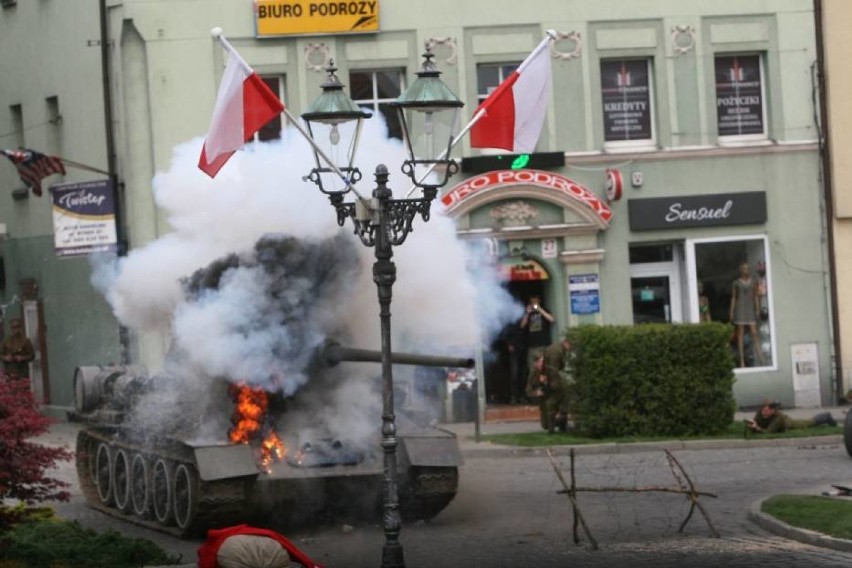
<box><xmin>748</xmin><ymin>495</ymin><xmax>852</xmax><ymax>553</ymax></box>
<box><xmin>458</xmin><ymin>434</ymin><xmax>844</xmax><ymax>459</ymax></box>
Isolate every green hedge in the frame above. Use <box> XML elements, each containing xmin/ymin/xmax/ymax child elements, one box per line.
<box><xmin>567</xmin><ymin>323</ymin><xmax>736</xmax><ymax>437</ymax></box>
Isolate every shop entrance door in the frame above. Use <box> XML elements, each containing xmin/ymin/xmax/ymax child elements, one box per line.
<box><xmin>630</xmin><ymin>263</ymin><xmax>682</xmax><ymax>324</ymax></box>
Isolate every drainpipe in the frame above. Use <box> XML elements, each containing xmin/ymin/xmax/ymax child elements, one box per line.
<box><xmin>99</xmin><ymin>0</ymin><xmax>130</xmax><ymax>364</ymax></box>
<box><xmin>812</xmin><ymin>0</ymin><xmax>843</xmax><ymax>402</ymax></box>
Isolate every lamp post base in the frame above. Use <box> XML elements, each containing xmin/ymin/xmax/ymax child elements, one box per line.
<box><xmin>381</xmin><ymin>542</ymin><xmax>405</xmax><ymax>568</ymax></box>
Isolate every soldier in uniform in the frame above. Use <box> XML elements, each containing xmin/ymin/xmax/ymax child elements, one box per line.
<box><xmin>2</xmin><ymin>318</ymin><xmax>35</xmax><ymax>379</ymax></box>
<box><xmin>525</xmin><ymin>337</ymin><xmax>574</xmax><ymax>433</ymax></box>
<box><xmin>746</xmin><ymin>399</ymin><xmax>836</xmax><ymax>434</ymax></box>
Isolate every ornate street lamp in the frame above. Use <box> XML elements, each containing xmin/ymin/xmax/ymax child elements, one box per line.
<box><xmin>302</xmin><ymin>60</ymin><xmax>371</xmax><ymax>226</ymax></box>
<box><xmin>302</xmin><ymin>44</ymin><xmax>463</xmax><ymax>568</ymax></box>
<box><xmin>392</xmin><ymin>45</ymin><xmax>464</xmax><ymax>203</ymax></box>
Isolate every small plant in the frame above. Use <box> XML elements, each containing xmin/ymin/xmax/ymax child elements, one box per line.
<box><xmin>0</xmin><ymin>375</ymin><xmax>73</xmax><ymax>530</ymax></box>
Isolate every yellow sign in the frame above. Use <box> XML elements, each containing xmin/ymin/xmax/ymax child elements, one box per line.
<box><xmin>255</xmin><ymin>0</ymin><xmax>379</xmax><ymax>36</ymax></box>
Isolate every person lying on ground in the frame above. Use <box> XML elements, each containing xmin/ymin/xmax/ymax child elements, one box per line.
<box><xmin>745</xmin><ymin>400</ymin><xmax>836</xmax><ymax>434</ymax></box>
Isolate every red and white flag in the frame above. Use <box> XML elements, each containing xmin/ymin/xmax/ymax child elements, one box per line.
<box><xmin>198</xmin><ymin>45</ymin><xmax>285</xmax><ymax>178</ymax></box>
<box><xmin>470</xmin><ymin>36</ymin><xmax>553</xmax><ymax>153</ymax></box>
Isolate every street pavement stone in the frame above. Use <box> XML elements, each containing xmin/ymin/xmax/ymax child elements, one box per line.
<box><xmin>31</xmin><ymin>406</ymin><xmax>852</xmax><ymax>567</ymax></box>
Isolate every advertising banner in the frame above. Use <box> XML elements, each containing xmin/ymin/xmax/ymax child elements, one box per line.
<box><xmin>51</xmin><ymin>179</ymin><xmax>117</xmax><ymax>257</ymax></box>
<box><xmin>569</xmin><ymin>274</ymin><xmax>600</xmax><ymax>315</ymax></box>
<box><xmin>715</xmin><ymin>55</ymin><xmax>764</xmax><ymax>137</ymax></box>
<box><xmin>628</xmin><ymin>191</ymin><xmax>767</xmax><ymax>231</ymax></box>
<box><xmin>601</xmin><ymin>59</ymin><xmax>652</xmax><ymax>142</ymax></box>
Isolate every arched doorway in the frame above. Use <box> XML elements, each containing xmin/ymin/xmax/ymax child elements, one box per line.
<box><xmin>442</xmin><ymin>169</ymin><xmax>612</xmax><ymax>409</ymax></box>
<box><xmin>489</xmin><ymin>255</ymin><xmax>552</xmax><ymax>404</ymax></box>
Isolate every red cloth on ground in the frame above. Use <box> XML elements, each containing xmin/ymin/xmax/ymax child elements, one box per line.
<box><xmin>197</xmin><ymin>524</ymin><xmax>324</xmax><ymax>568</ymax></box>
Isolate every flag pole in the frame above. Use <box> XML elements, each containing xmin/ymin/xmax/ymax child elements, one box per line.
<box><xmin>211</xmin><ymin>28</ymin><xmax>370</xmax><ymax>205</ymax></box>
<box><xmin>404</xmin><ymin>30</ymin><xmax>557</xmax><ymax>198</ymax></box>
<box><xmin>59</xmin><ymin>159</ymin><xmax>110</xmax><ymax>176</ymax></box>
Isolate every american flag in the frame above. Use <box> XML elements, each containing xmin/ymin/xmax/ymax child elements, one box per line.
<box><xmin>1</xmin><ymin>148</ymin><xmax>66</xmax><ymax>196</ymax></box>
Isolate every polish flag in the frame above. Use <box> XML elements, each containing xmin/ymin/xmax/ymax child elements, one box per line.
<box><xmin>470</xmin><ymin>35</ymin><xmax>553</xmax><ymax>153</ymax></box>
<box><xmin>198</xmin><ymin>44</ymin><xmax>285</xmax><ymax>178</ymax></box>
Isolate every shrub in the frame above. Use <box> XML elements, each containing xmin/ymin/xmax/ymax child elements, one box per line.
<box><xmin>0</xmin><ymin>519</ymin><xmax>183</xmax><ymax>568</ymax></box>
<box><xmin>568</xmin><ymin>323</ymin><xmax>736</xmax><ymax>437</ymax></box>
<box><xmin>0</xmin><ymin>376</ymin><xmax>73</xmax><ymax>529</ymax></box>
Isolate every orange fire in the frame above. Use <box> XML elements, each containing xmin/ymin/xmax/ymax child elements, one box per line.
<box><xmin>228</xmin><ymin>383</ymin><xmax>286</xmax><ymax>472</ymax></box>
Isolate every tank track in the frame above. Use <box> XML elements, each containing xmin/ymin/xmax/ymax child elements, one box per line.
<box><xmin>400</xmin><ymin>466</ymin><xmax>459</xmax><ymax>521</ymax></box>
<box><xmin>76</xmin><ymin>428</ymin><xmax>253</xmax><ymax>538</ymax></box>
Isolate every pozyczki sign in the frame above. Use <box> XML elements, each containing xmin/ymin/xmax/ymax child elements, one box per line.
<box><xmin>255</xmin><ymin>0</ymin><xmax>379</xmax><ymax>36</ymax></box>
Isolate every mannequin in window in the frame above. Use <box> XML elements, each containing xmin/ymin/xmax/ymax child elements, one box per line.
<box><xmin>698</xmin><ymin>281</ymin><xmax>711</xmax><ymax>323</ymax></box>
<box><xmin>729</xmin><ymin>262</ymin><xmax>765</xmax><ymax>367</ymax></box>
<box><xmin>755</xmin><ymin>261</ymin><xmax>769</xmax><ymax>321</ymax></box>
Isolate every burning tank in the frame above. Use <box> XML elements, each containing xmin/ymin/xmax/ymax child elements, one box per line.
<box><xmin>72</xmin><ymin>341</ymin><xmax>473</xmax><ymax>537</ymax></box>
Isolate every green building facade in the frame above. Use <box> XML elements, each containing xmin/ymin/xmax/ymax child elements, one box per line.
<box><xmin>0</xmin><ymin>0</ymin><xmax>832</xmax><ymax>413</ymax></box>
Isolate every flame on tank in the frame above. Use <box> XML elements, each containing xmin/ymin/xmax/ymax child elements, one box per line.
<box><xmin>228</xmin><ymin>383</ymin><xmax>286</xmax><ymax>472</ymax></box>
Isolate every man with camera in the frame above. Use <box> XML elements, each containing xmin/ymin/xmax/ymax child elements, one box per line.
<box><xmin>510</xmin><ymin>295</ymin><xmax>554</xmax><ymax>404</ymax></box>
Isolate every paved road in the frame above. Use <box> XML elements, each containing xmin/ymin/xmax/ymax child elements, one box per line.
<box><xmin>36</xmin><ymin>422</ymin><xmax>852</xmax><ymax>567</ymax></box>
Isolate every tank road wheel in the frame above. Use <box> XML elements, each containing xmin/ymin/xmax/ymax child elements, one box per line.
<box><xmin>130</xmin><ymin>453</ymin><xmax>151</xmax><ymax>517</ymax></box>
<box><xmin>844</xmin><ymin>410</ymin><xmax>852</xmax><ymax>458</ymax></box>
<box><xmin>113</xmin><ymin>449</ymin><xmax>132</xmax><ymax>513</ymax></box>
<box><xmin>173</xmin><ymin>463</ymin><xmax>199</xmax><ymax>534</ymax></box>
<box><xmin>95</xmin><ymin>443</ymin><xmax>114</xmax><ymax>506</ymax></box>
<box><xmin>152</xmin><ymin>458</ymin><xmax>174</xmax><ymax>525</ymax></box>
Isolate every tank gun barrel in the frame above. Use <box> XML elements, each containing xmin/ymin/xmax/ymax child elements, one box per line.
<box><xmin>322</xmin><ymin>341</ymin><xmax>474</xmax><ymax>369</ymax></box>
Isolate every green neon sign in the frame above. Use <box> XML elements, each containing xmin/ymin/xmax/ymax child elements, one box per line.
<box><xmin>510</xmin><ymin>154</ymin><xmax>531</xmax><ymax>169</ymax></box>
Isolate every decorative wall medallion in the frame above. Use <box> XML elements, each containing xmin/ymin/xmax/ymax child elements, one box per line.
<box><xmin>671</xmin><ymin>25</ymin><xmax>696</xmax><ymax>55</ymax></box>
<box><xmin>426</xmin><ymin>36</ymin><xmax>457</xmax><ymax>65</ymax></box>
<box><xmin>490</xmin><ymin>201</ymin><xmax>539</xmax><ymax>225</ymax></box>
<box><xmin>550</xmin><ymin>30</ymin><xmax>582</xmax><ymax>61</ymax></box>
<box><xmin>304</xmin><ymin>42</ymin><xmax>332</xmax><ymax>71</ymax></box>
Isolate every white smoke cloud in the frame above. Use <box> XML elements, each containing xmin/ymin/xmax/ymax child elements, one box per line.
<box><xmin>90</xmin><ymin>117</ymin><xmax>520</xmax><ymax>443</ymax></box>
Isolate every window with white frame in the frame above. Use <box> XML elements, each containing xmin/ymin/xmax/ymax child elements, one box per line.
<box><xmin>686</xmin><ymin>235</ymin><xmax>775</xmax><ymax>370</ymax></box>
<box><xmin>600</xmin><ymin>58</ymin><xmax>655</xmax><ymax>147</ymax></box>
<box><xmin>714</xmin><ymin>54</ymin><xmax>767</xmax><ymax>141</ymax></box>
<box><xmin>254</xmin><ymin>75</ymin><xmax>285</xmax><ymax>142</ymax></box>
<box><xmin>349</xmin><ymin>69</ymin><xmax>405</xmax><ymax>140</ymax></box>
<box><xmin>476</xmin><ymin>63</ymin><xmax>519</xmax><ymax>104</ymax></box>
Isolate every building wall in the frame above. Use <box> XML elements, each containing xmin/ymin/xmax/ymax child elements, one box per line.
<box><xmin>0</xmin><ymin>0</ymin><xmax>122</xmax><ymax>409</ymax></box>
<box><xmin>822</xmin><ymin>0</ymin><xmax>852</xmax><ymax>396</ymax></box>
<box><xmin>0</xmin><ymin>0</ymin><xmax>829</xmax><ymax>410</ymax></box>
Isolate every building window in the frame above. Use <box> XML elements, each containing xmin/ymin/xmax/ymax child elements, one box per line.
<box><xmin>476</xmin><ymin>63</ymin><xmax>519</xmax><ymax>104</ymax></box>
<box><xmin>629</xmin><ymin>243</ymin><xmax>684</xmax><ymax>325</ymax></box>
<box><xmin>9</xmin><ymin>104</ymin><xmax>23</xmax><ymax>147</ymax></box>
<box><xmin>686</xmin><ymin>235</ymin><xmax>774</xmax><ymax>371</ymax></box>
<box><xmin>600</xmin><ymin>58</ymin><xmax>655</xmax><ymax>148</ymax></box>
<box><xmin>254</xmin><ymin>75</ymin><xmax>285</xmax><ymax>142</ymax></box>
<box><xmin>714</xmin><ymin>54</ymin><xmax>766</xmax><ymax>141</ymax></box>
<box><xmin>349</xmin><ymin>69</ymin><xmax>405</xmax><ymax>140</ymax></box>
<box><xmin>46</xmin><ymin>96</ymin><xmax>61</xmax><ymax>152</ymax></box>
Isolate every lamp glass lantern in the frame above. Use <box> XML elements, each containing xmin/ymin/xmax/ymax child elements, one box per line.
<box><xmin>301</xmin><ymin>60</ymin><xmax>371</xmax><ymax>196</ymax></box>
<box><xmin>390</xmin><ymin>45</ymin><xmax>464</xmax><ymax>193</ymax></box>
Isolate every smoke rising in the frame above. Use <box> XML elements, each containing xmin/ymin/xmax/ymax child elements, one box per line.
<box><xmin>90</xmin><ymin>117</ymin><xmax>520</xmax><ymax>444</ymax></box>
